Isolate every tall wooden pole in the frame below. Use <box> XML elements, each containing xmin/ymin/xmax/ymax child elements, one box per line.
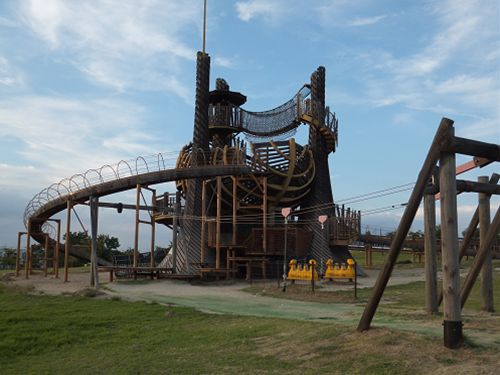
<box><xmin>357</xmin><ymin>117</ymin><xmax>454</xmax><ymax>332</ymax></box>
<box><xmin>478</xmin><ymin>176</ymin><xmax>494</xmax><ymax>312</ymax></box>
<box><xmin>440</xmin><ymin>129</ymin><xmax>461</xmax><ymax>349</ymax></box>
<box><xmin>424</xmin><ymin>193</ymin><xmax>438</xmax><ymax>312</ymax></box>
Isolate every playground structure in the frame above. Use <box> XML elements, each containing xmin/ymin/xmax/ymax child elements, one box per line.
<box><xmin>16</xmin><ymin>50</ymin><xmax>363</xmax><ymax>284</ymax></box>
<box><xmin>13</xmin><ymin>37</ymin><xmax>499</xmax><ymax>349</ymax></box>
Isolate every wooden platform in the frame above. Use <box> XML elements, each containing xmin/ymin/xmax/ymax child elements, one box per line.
<box><xmin>98</xmin><ymin>266</ymin><xmax>182</xmax><ymax>282</ymax></box>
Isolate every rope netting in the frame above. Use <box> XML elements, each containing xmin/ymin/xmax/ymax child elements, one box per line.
<box><xmin>240</xmin><ymin>96</ymin><xmax>301</xmax><ymax>142</ymax></box>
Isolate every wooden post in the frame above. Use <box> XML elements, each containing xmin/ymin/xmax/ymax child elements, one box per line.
<box><xmin>181</xmin><ymin>216</ymin><xmax>191</xmax><ymax>274</ymax></box>
<box><xmin>357</xmin><ymin>117</ymin><xmax>454</xmax><ymax>333</ymax></box>
<box><xmin>171</xmin><ymin>192</ymin><xmax>180</xmax><ymax>273</ymax></box>
<box><xmin>133</xmin><ymin>185</ymin><xmax>141</xmax><ymax>280</ymax></box>
<box><xmin>233</xmin><ymin>176</ymin><xmax>237</xmax><ymax>245</ymax></box>
<box><xmin>263</xmin><ymin>177</ymin><xmax>267</xmax><ymax>252</ymax></box>
<box><xmin>90</xmin><ymin>196</ymin><xmax>99</xmax><ymax>289</ymax></box>
<box><xmin>64</xmin><ymin>201</ymin><xmax>72</xmax><ymax>282</ymax></box>
<box><xmin>15</xmin><ymin>232</ymin><xmax>26</xmax><ymax>277</ymax></box>
<box><xmin>43</xmin><ymin>234</ymin><xmax>49</xmax><ymax>277</ymax></box>
<box><xmin>424</xmin><ymin>193</ymin><xmax>438</xmax><ymax>312</ymax></box>
<box><xmin>150</xmin><ymin>189</ymin><xmax>156</xmax><ymax>268</ymax></box>
<box><xmin>461</xmin><ymin>206</ymin><xmax>500</xmax><ymax>308</ymax></box>
<box><xmin>216</xmin><ymin>176</ymin><xmax>222</xmax><ymax>270</ymax></box>
<box><xmin>25</xmin><ymin>217</ymin><xmax>32</xmax><ymax>279</ymax></box>
<box><xmin>201</xmin><ymin>181</ymin><xmax>206</xmax><ymax>263</ymax></box>
<box><xmin>54</xmin><ymin>220</ymin><xmax>61</xmax><ymax>278</ymax></box>
<box><xmin>440</xmin><ymin>136</ymin><xmax>461</xmax><ymax>349</ymax></box>
<box><xmin>478</xmin><ymin>176</ymin><xmax>494</xmax><ymax>312</ymax></box>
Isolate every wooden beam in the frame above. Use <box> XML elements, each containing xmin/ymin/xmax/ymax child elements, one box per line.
<box><xmin>357</xmin><ymin>117</ymin><xmax>455</xmax><ymax>332</ymax></box>
<box><xmin>440</xmin><ymin>136</ymin><xmax>500</xmax><ymax>162</ymax></box>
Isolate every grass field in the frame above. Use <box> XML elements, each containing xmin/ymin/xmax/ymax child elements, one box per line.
<box><xmin>1</xmin><ymin>282</ymin><xmax>499</xmax><ymax>375</ymax></box>
<box><xmin>1</xmin><ymin>256</ymin><xmax>500</xmax><ymax>375</ymax></box>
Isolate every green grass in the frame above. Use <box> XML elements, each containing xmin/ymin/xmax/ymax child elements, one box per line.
<box><xmin>1</xmin><ymin>280</ymin><xmax>500</xmax><ymax>374</ymax></box>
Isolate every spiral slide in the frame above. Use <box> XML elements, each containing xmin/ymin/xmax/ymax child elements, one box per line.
<box><xmin>23</xmin><ymin>151</ymin><xmax>250</xmax><ymax>266</ymax></box>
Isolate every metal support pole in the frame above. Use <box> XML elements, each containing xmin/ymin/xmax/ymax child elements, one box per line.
<box><xmin>424</xmin><ymin>193</ymin><xmax>438</xmax><ymax>312</ymax></box>
<box><xmin>281</xmin><ymin>207</ymin><xmax>291</xmax><ymax>292</ymax></box>
<box><xmin>283</xmin><ymin>217</ymin><xmax>288</xmax><ymax>291</ymax></box>
<box><xmin>90</xmin><ymin>196</ymin><xmax>100</xmax><ymax>290</ymax></box>
<box><xmin>440</xmin><ymin>138</ymin><xmax>461</xmax><ymax>349</ymax></box>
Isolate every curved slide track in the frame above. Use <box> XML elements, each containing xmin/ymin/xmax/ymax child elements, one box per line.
<box><xmin>24</xmin><ymin>150</ymin><xmax>250</xmax><ymax>266</ymax></box>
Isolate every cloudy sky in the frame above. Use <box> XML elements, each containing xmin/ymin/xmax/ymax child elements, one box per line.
<box><xmin>1</xmin><ymin>0</ymin><xmax>498</xmax><ymax>251</ymax></box>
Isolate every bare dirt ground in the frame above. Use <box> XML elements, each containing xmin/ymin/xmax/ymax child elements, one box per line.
<box><xmin>6</xmin><ymin>267</ymin><xmax>500</xmax><ymax>349</ymax></box>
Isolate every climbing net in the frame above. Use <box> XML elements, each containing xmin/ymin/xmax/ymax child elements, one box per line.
<box><xmin>240</xmin><ymin>96</ymin><xmax>301</xmax><ymax>142</ymax></box>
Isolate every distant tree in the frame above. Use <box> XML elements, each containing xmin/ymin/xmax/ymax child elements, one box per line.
<box><xmin>123</xmin><ymin>247</ymin><xmax>135</xmax><ymax>255</ymax></box>
<box><xmin>1</xmin><ymin>247</ymin><xmax>16</xmax><ymax>269</ymax></box>
<box><xmin>461</xmin><ymin>227</ymin><xmax>500</xmax><ymax>240</ymax></box>
<box><xmin>63</xmin><ymin>231</ymin><xmax>121</xmax><ymax>263</ymax></box>
<box><xmin>408</xmin><ymin>229</ymin><xmax>424</xmax><ymax>238</ymax></box>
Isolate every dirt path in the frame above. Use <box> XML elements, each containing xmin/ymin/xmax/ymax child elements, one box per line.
<box><xmin>7</xmin><ymin>268</ymin><xmax>499</xmax><ymax>348</ymax></box>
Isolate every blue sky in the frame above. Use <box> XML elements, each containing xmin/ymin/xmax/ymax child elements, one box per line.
<box><xmin>0</xmin><ymin>0</ymin><xmax>498</xmax><ymax>251</ymax></box>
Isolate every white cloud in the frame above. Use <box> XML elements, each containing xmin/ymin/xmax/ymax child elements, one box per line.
<box><xmin>348</xmin><ymin>15</ymin><xmax>386</xmax><ymax>27</ymax></box>
<box><xmin>0</xmin><ymin>16</ymin><xmax>20</xmax><ymax>27</ymax></box>
<box><xmin>0</xmin><ymin>56</ymin><xmax>24</xmax><ymax>87</ymax></box>
<box><xmin>0</xmin><ymin>95</ymin><xmax>163</xmax><ymax>184</ymax></box>
<box><xmin>235</xmin><ymin>0</ymin><xmax>284</xmax><ymax>22</ymax></box>
<box><xmin>214</xmin><ymin>56</ymin><xmax>234</xmax><ymax>68</ymax></box>
<box><xmin>19</xmin><ymin>0</ymin><xmax>201</xmax><ymax>95</ymax></box>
